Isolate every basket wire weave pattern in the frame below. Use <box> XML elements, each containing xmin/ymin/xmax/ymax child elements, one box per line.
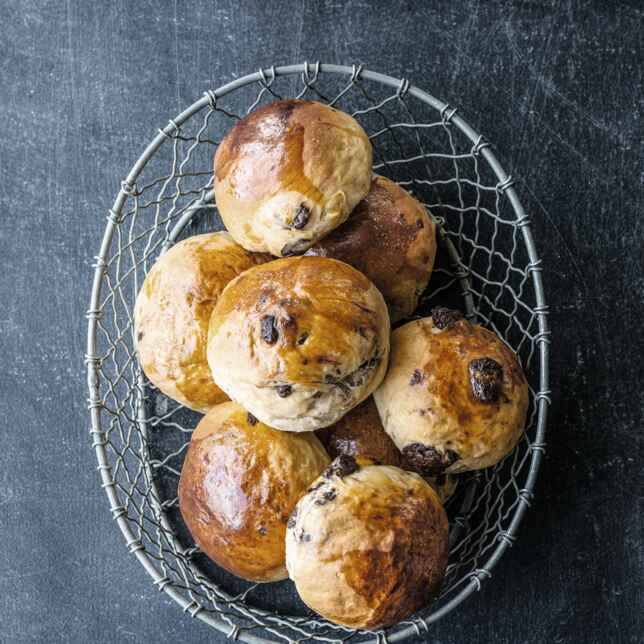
<box><xmin>86</xmin><ymin>63</ymin><xmax>550</xmax><ymax>643</ymax></box>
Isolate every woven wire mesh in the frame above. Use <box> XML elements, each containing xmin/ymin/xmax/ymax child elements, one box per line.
<box><xmin>86</xmin><ymin>63</ymin><xmax>550</xmax><ymax>643</ymax></box>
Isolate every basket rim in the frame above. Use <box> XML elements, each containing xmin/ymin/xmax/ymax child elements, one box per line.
<box><xmin>86</xmin><ymin>61</ymin><xmax>550</xmax><ymax>643</ymax></box>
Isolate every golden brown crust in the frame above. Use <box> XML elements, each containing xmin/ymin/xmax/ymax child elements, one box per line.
<box><xmin>307</xmin><ymin>175</ymin><xmax>436</xmax><ymax>322</ymax></box>
<box><xmin>134</xmin><ymin>232</ymin><xmax>269</xmax><ymax>412</ymax></box>
<box><xmin>285</xmin><ymin>463</ymin><xmax>448</xmax><ymax>629</ymax></box>
<box><xmin>178</xmin><ymin>402</ymin><xmax>330</xmax><ymax>582</ymax></box>
<box><xmin>374</xmin><ymin>313</ymin><xmax>529</xmax><ymax>472</ymax></box>
<box><xmin>214</xmin><ymin>100</ymin><xmax>373</xmax><ymax>256</ymax></box>
<box><xmin>214</xmin><ymin>100</ymin><xmax>318</xmax><ymax>203</ymax></box>
<box><xmin>315</xmin><ymin>398</ymin><xmax>403</xmax><ymax>467</ymax></box>
<box><xmin>207</xmin><ymin>256</ymin><xmax>390</xmax><ymax>431</ymax></box>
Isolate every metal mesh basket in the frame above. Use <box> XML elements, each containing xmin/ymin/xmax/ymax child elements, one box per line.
<box><xmin>86</xmin><ymin>63</ymin><xmax>550</xmax><ymax>643</ymax></box>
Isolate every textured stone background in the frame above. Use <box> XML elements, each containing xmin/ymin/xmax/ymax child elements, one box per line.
<box><xmin>0</xmin><ymin>1</ymin><xmax>642</xmax><ymax>642</ymax></box>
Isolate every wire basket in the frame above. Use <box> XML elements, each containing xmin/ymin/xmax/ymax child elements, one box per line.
<box><xmin>86</xmin><ymin>63</ymin><xmax>550</xmax><ymax>643</ymax></box>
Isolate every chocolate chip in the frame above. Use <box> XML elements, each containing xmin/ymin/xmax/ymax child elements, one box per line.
<box><xmin>257</xmin><ymin>526</ymin><xmax>267</xmax><ymax>535</ymax></box>
<box><xmin>292</xmin><ymin>203</ymin><xmax>311</xmax><ymax>229</ymax></box>
<box><xmin>323</xmin><ymin>455</ymin><xmax>358</xmax><ymax>479</ymax></box>
<box><xmin>469</xmin><ymin>357</ymin><xmax>503</xmax><ymax>403</ymax></box>
<box><xmin>416</xmin><ymin>218</ymin><xmax>424</xmax><ymax>229</ymax></box>
<box><xmin>276</xmin><ymin>384</ymin><xmax>292</xmax><ymax>397</ymax></box>
<box><xmin>260</xmin><ymin>315</ymin><xmax>279</xmax><ymax>344</ymax></box>
<box><xmin>281</xmin><ymin>239</ymin><xmax>310</xmax><ymax>256</ymax></box>
<box><xmin>431</xmin><ymin>307</ymin><xmax>464</xmax><ymax>330</ymax></box>
<box><xmin>409</xmin><ymin>369</ymin><xmax>424</xmax><ymax>385</ymax></box>
<box><xmin>401</xmin><ymin>443</ymin><xmax>460</xmax><ymax>476</ymax></box>
<box><xmin>324</xmin><ymin>488</ymin><xmax>337</xmax><ymax>502</ymax></box>
<box><xmin>314</xmin><ymin>488</ymin><xmax>337</xmax><ymax>505</ymax></box>
<box><xmin>297</xmin><ymin>332</ymin><xmax>309</xmax><ymax>345</ymax></box>
<box><xmin>137</xmin><ymin>331</ymin><xmax>144</xmax><ymax>341</ymax></box>
<box><xmin>247</xmin><ymin>413</ymin><xmax>258</xmax><ymax>426</ymax></box>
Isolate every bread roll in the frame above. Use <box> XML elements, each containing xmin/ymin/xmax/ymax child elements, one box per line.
<box><xmin>285</xmin><ymin>457</ymin><xmax>448</xmax><ymax>629</ymax></box>
<box><xmin>178</xmin><ymin>402</ymin><xmax>330</xmax><ymax>582</ymax></box>
<box><xmin>374</xmin><ymin>308</ymin><xmax>529</xmax><ymax>473</ymax></box>
<box><xmin>214</xmin><ymin>99</ymin><xmax>372</xmax><ymax>256</ymax></box>
<box><xmin>307</xmin><ymin>175</ymin><xmax>436</xmax><ymax>321</ymax></box>
<box><xmin>207</xmin><ymin>256</ymin><xmax>390</xmax><ymax>432</ymax></box>
<box><xmin>134</xmin><ymin>232</ymin><xmax>268</xmax><ymax>412</ymax></box>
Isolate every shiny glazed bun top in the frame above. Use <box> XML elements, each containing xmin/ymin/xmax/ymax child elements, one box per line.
<box><xmin>207</xmin><ymin>256</ymin><xmax>390</xmax><ymax>432</ymax></box>
<box><xmin>214</xmin><ymin>99</ymin><xmax>373</xmax><ymax>256</ymax></box>
<box><xmin>307</xmin><ymin>175</ymin><xmax>437</xmax><ymax>322</ymax></box>
<box><xmin>285</xmin><ymin>458</ymin><xmax>448</xmax><ymax>630</ymax></box>
<box><xmin>374</xmin><ymin>308</ymin><xmax>529</xmax><ymax>473</ymax></box>
<box><xmin>178</xmin><ymin>402</ymin><xmax>330</xmax><ymax>583</ymax></box>
<box><xmin>134</xmin><ymin>232</ymin><xmax>268</xmax><ymax>412</ymax></box>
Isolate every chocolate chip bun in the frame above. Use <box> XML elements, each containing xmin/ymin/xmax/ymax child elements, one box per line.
<box><xmin>207</xmin><ymin>256</ymin><xmax>390</xmax><ymax>432</ymax></box>
<box><xmin>285</xmin><ymin>458</ymin><xmax>448</xmax><ymax>629</ymax></box>
<box><xmin>316</xmin><ymin>397</ymin><xmax>457</xmax><ymax>502</ymax></box>
<box><xmin>307</xmin><ymin>175</ymin><xmax>436</xmax><ymax>322</ymax></box>
<box><xmin>178</xmin><ymin>402</ymin><xmax>329</xmax><ymax>582</ymax></box>
<box><xmin>134</xmin><ymin>232</ymin><xmax>268</xmax><ymax>412</ymax></box>
<box><xmin>374</xmin><ymin>308</ymin><xmax>529</xmax><ymax>473</ymax></box>
<box><xmin>213</xmin><ymin>100</ymin><xmax>373</xmax><ymax>257</ymax></box>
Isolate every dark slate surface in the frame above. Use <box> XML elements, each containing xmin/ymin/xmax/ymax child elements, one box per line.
<box><xmin>0</xmin><ymin>1</ymin><xmax>642</xmax><ymax>642</ymax></box>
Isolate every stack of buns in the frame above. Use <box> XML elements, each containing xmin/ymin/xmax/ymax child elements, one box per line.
<box><xmin>134</xmin><ymin>99</ymin><xmax>529</xmax><ymax>630</ymax></box>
